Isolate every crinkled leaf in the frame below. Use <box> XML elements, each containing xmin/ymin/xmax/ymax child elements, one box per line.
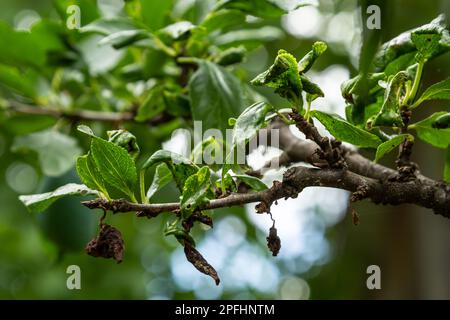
<box><xmin>12</xmin><ymin>129</ymin><xmax>82</xmax><ymax>177</ymax></box>
<box><xmin>146</xmin><ymin>163</ymin><xmax>172</xmax><ymax>200</ymax></box>
<box><xmin>300</xmin><ymin>75</ymin><xmax>324</xmax><ymax>98</ymax></box>
<box><xmin>411</xmin><ymin>111</ymin><xmax>450</xmax><ymax>148</ymax></box>
<box><xmin>374</xmin><ymin>134</ymin><xmax>413</xmax><ymax>162</ymax></box>
<box><xmin>180</xmin><ymin>167</ymin><xmax>212</xmax><ymax>219</ymax></box>
<box><xmin>311</xmin><ymin>110</ymin><xmax>382</xmax><ymax>149</ymax></box>
<box><xmin>19</xmin><ymin>183</ymin><xmax>98</xmax><ymax>213</ymax></box>
<box><xmin>298</xmin><ymin>41</ymin><xmax>327</xmax><ymax>74</ymax></box>
<box><xmin>369</xmin><ymin>71</ymin><xmax>408</xmax><ymax>128</ymax></box>
<box><xmin>374</xmin><ymin>14</ymin><xmax>450</xmax><ymax>71</ymax></box>
<box><xmin>189</xmin><ymin>60</ymin><xmax>244</xmax><ymax>133</ymax></box>
<box><xmin>251</xmin><ymin>49</ymin><xmax>302</xmax><ymax>107</ymax></box>
<box><xmin>107</xmin><ymin>129</ymin><xmax>140</xmax><ymax>160</ymax></box>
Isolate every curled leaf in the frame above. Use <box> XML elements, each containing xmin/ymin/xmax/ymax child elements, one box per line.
<box><xmin>298</xmin><ymin>41</ymin><xmax>327</xmax><ymax>74</ymax></box>
<box><xmin>107</xmin><ymin>129</ymin><xmax>140</xmax><ymax>160</ymax></box>
<box><xmin>251</xmin><ymin>49</ymin><xmax>302</xmax><ymax>107</ymax></box>
<box><xmin>184</xmin><ymin>242</ymin><xmax>220</xmax><ymax>285</ymax></box>
<box><xmin>86</xmin><ymin>224</ymin><xmax>125</xmax><ymax>263</ymax></box>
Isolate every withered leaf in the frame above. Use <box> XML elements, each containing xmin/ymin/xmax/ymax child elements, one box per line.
<box><xmin>184</xmin><ymin>242</ymin><xmax>220</xmax><ymax>285</ymax></box>
<box><xmin>266</xmin><ymin>226</ymin><xmax>281</xmax><ymax>256</ymax></box>
<box><xmin>86</xmin><ymin>224</ymin><xmax>125</xmax><ymax>263</ymax></box>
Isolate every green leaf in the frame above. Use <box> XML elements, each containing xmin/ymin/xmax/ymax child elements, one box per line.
<box><xmin>374</xmin><ymin>14</ymin><xmax>450</xmax><ymax>71</ymax></box>
<box><xmin>411</xmin><ymin>112</ymin><xmax>450</xmax><ymax>148</ymax></box>
<box><xmin>201</xmin><ymin>10</ymin><xmax>246</xmax><ymax>32</ymax></box>
<box><xmin>234</xmin><ymin>174</ymin><xmax>268</xmax><ymax>191</ymax></box>
<box><xmin>142</xmin><ymin>150</ymin><xmax>198</xmax><ymax>191</ymax></box>
<box><xmin>251</xmin><ymin>49</ymin><xmax>302</xmax><ymax>107</ymax></box>
<box><xmin>214</xmin><ymin>46</ymin><xmax>246</xmax><ymax>66</ymax></box>
<box><xmin>189</xmin><ymin>60</ymin><xmax>244</xmax><ymax>133</ymax></box>
<box><xmin>311</xmin><ymin>110</ymin><xmax>382</xmax><ymax>149</ymax></box>
<box><xmin>298</xmin><ymin>41</ymin><xmax>327</xmax><ymax>74</ymax></box>
<box><xmin>432</xmin><ymin>113</ymin><xmax>450</xmax><ymax>129</ymax></box>
<box><xmin>80</xmin><ymin>17</ymin><xmax>138</xmax><ymax>35</ymax></box>
<box><xmin>214</xmin><ymin>26</ymin><xmax>284</xmax><ymax>49</ymax></box>
<box><xmin>300</xmin><ymin>75</ymin><xmax>324</xmax><ymax>98</ymax></box>
<box><xmin>76</xmin><ymin>153</ymin><xmax>110</xmax><ymax>197</ymax></box>
<box><xmin>445</xmin><ymin>148</ymin><xmax>450</xmax><ymax>183</ymax></box>
<box><xmin>135</xmin><ymin>85</ymin><xmax>165</xmax><ymax>122</ymax></box>
<box><xmin>90</xmin><ymin>137</ymin><xmax>137</xmax><ymax>198</ymax></box>
<box><xmin>19</xmin><ymin>183</ymin><xmax>99</xmax><ymax>213</ymax></box>
<box><xmin>157</xmin><ymin>21</ymin><xmax>196</xmax><ymax>42</ymax></box>
<box><xmin>374</xmin><ymin>134</ymin><xmax>413</xmax><ymax>162</ymax></box>
<box><xmin>0</xmin><ymin>65</ymin><xmax>37</xmax><ymax>98</ymax></box>
<box><xmin>180</xmin><ymin>167</ymin><xmax>212</xmax><ymax>219</ymax></box>
<box><xmin>369</xmin><ymin>71</ymin><xmax>408</xmax><ymax>128</ymax></box>
<box><xmin>107</xmin><ymin>129</ymin><xmax>140</xmax><ymax>160</ymax></box>
<box><xmin>146</xmin><ymin>163</ymin><xmax>172</xmax><ymax>200</ymax></box>
<box><xmin>99</xmin><ymin>29</ymin><xmax>149</xmax><ymax>49</ymax></box>
<box><xmin>214</xmin><ymin>0</ymin><xmax>287</xmax><ymax>19</ymax></box>
<box><xmin>231</xmin><ymin>102</ymin><xmax>273</xmax><ymax>146</ymax></box>
<box><xmin>12</xmin><ymin>129</ymin><xmax>82</xmax><ymax>177</ymax></box>
<box><xmin>414</xmin><ymin>77</ymin><xmax>450</xmax><ymax>106</ymax></box>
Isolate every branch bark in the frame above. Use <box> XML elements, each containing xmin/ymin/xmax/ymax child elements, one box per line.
<box><xmin>83</xmin><ymin>165</ymin><xmax>450</xmax><ymax>218</ymax></box>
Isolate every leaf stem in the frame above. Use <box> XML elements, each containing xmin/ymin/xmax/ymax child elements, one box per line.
<box><xmin>407</xmin><ymin>60</ymin><xmax>424</xmax><ymax>107</ymax></box>
<box><xmin>140</xmin><ymin>170</ymin><xmax>148</xmax><ymax>204</ymax></box>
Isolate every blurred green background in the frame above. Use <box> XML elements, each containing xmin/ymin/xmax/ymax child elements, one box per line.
<box><xmin>1</xmin><ymin>0</ymin><xmax>450</xmax><ymax>299</ymax></box>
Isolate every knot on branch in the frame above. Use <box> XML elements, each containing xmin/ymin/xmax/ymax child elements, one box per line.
<box><xmin>289</xmin><ymin>110</ymin><xmax>346</xmax><ymax>169</ymax></box>
<box><xmin>350</xmin><ymin>184</ymin><xmax>370</xmax><ymax>202</ymax></box>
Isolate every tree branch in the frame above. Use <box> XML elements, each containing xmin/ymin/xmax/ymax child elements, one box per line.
<box><xmin>4</xmin><ymin>100</ymin><xmax>174</xmax><ymax>125</ymax></box>
<box><xmin>82</xmin><ymin>166</ymin><xmax>450</xmax><ymax>218</ymax></box>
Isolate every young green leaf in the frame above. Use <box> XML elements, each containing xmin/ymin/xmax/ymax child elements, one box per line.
<box><xmin>374</xmin><ymin>134</ymin><xmax>413</xmax><ymax>163</ymax></box>
<box><xmin>76</xmin><ymin>153</ymin><xmax>110</xmax><ymax>197</ymax></box>
<box><xmin>369</xmin><ymin>71</ymin><xmax>407</xmax><ymax>128</ymax></box>
<box><xmin>99</xmin><ymin>29</ymin><xmax>149</xmax><ymax>49</ymax></box>
<box><xmin>189</xmin><ymin>60</ymin><xmax>244</xmax><ymax>133</ymax></box>
<box><xmin>411</xmin><ymin>111</ymin><xmax>450</xmax><ymax>148</ymax></box>
<box><xmin>251</xmin><ymin>49</ymin><xmax>303</xmax><ymax>107</ymax></box>
<box><xmin>90</xmin><ymin>138</ymin><xmax>137</xmax><ymax>199</ymax></box>
<box><xmin>12</xmin><ymin>129</ymin><xmax>82</xmax><ymax>177</ymax></box>
<box><xmin>413</xmin><ymin>77</ymin><xmax>450</xmax><ymax>107</ymax></box>
<box><xmin>142</xmin><ymin>150</ymin><xmax>198</xmax><ymax>191</ymax></box>
<box><xmin>234</xmin><ymin>174</ymin><xmax>268</xmax><ymax>191</ymax></box>
<box><xmin>19</xmin><ymin>183</ymin><xmax>99</xmax><ymax>213</ymax></box>
<box><xmin>311</xmin><ymin>110</ymin><xmax>382</xmax><ymax>149</ymax></box>
<box><xmin>146</xmin><ymin>163</ymin><xmax>173</xmax><ymax>200</ymax></box>
<box><xmin>180</xmin><ymin>167</ymin><xmax>213</xmax><ymax>219</ymax></box>
<box><xmin>231</xmin><ymin>102</ymin><xmax>273</xmax><ymax>146</ymax></box>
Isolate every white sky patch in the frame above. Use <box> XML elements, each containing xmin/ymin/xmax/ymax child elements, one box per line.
<box><xmin>282</xmin><ymin>5</ymin><xmax>322</xmax><ymax>38</ymax></box>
